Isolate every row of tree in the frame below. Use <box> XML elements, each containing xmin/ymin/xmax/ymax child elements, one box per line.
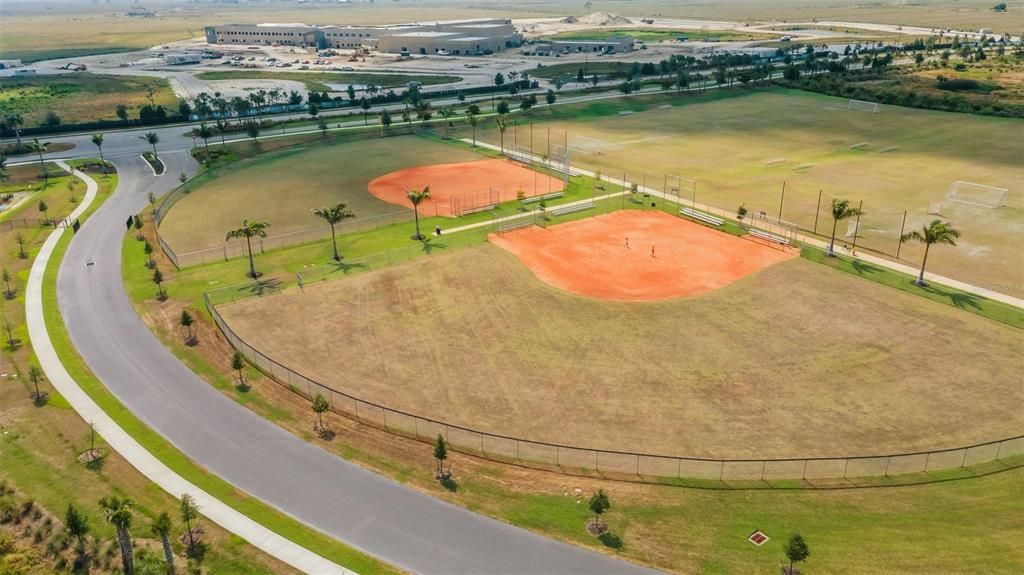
<box><xmin>820</xmin><ymin>198</ymin><xmax>961</xmax><ymax>285</ymax></box>
<box><xmin>63</xmin><ymin>493</ymin><xmax>201</xmax><ymax>574</ymax></box>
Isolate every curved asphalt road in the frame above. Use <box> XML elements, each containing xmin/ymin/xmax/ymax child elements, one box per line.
<box><xmin>55</xmin><ymin>145</ymin><xmax>659</xmax><ymax>574</ymax></box>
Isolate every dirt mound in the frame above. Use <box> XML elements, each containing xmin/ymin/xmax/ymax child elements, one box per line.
<box><xmin>574</xmin><ymin>12</ymin><xmax>632</xmax><ymax>26</ymax></box>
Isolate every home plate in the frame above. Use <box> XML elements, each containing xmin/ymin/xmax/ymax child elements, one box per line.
<box><xmin>748</xmin><ymin>530</ymin><xmax>770</xmax><ymax>546</ymax></box>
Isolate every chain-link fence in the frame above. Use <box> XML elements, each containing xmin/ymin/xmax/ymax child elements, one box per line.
<box><xmin>154</xmin><ymin>127</ymin><xmax>420</xmax><ymax>268</ymax></box>
<box><xmin>207</xmin><ymin>292</ymin><xmax>1024</xmax><ymax>486</ymax></box>
<box><xmin>0</xmin><ymin>217</ymin><xmax>56</xmax><ymax>232</ymax></box>
<box><xmin>203</xmin><ymin>217</ymin><xmax>1024</xmax><ymax>488</ymax></box>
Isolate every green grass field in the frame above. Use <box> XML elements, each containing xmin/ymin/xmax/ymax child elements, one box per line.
<box><xmin>458</xmin><ymin>87</ymin><xmax>1024</xmax><ymax>297</ymax></box>
<box><xmin>158</xmin><ymin>133</ymin><xmax>490</xmax><ymax>254</ymax></box>
<box><xmin>0</xmin><ymin>165</ymin><xmax>306</xmax><ymax>575</ymax></box>
<box><xmin>0</xmin><ymin>74</ymin><xmax>177</xmax><ymax>126</ymax></box>
<box><xmin>195</xmin><ymin>71</ymin><xmax>462</xmax><ymax>92</ymax></box>
<box><xmin>218</xmin><ymin>233</ymin><xmax>1023</xmax><ymax>459</ymax></box>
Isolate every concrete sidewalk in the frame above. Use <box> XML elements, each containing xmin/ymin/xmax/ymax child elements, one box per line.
<box><xmin>26</xmin><ymin>161</ymin><xmax>354</xmax><ymax>575</ymax></box>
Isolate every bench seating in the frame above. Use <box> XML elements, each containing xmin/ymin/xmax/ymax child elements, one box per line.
<box><xmin>680</xmin><ymin>207</ymin><xmax>724</xmax><ymax>227</ymax></box>
<box><xmin>550</xmin><ymin>202</ymin><xmax>595</xmax><ymax>216</ymax></box>
<box><xmin>498</xmin><ymin>219</ymin><xmax>535</xmax><ymax>233</ymax></box>
<box><xmin>461</xmin><ymin>204</ymin><xmax>496</xmax><ymax>216</ymax></box>
<box><xmin>747</xmin><ymin>228</ymin><xmax>791</xmax><ymax>245</ymax></box>
<box><xmin>522</xmin><ymin>191</ymin><xmax>565</xmax><ymax>204</ymax></box>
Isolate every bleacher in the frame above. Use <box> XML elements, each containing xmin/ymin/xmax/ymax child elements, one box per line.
<box><xmin>522</xmin><ymin>191</ymin><xmax>565</xmax><ymax>204</ymax></box>
<box><xmin>549</xmin><ymin>201</ymin><xmax>595</xmax><ymax>216</ymax></box>
<box><xmin>680</xmin><ymin>207</ymin><xmax>724</xmax><ymax>227</ymax></box>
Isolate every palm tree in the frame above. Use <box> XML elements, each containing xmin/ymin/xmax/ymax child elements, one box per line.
<box><xmin>4</xmin><ymin>113</ymin><xmax>24</xmax><ymax>147</ymax></box>
<box><xmin>142</xmin><ymin>132</ymin><xmax>160</xmax><ymax>160</ymax></box>
<box><xmin>900</xmin><ymin>219</ymin><xmax>961</xmax><ymax>286</ymax></box>
<box><xmin>312</xmin><ymin>203</ymin><xmax>356</xmax><ymax>261</ymax></box>
<box><xmin>99</xmin><ymin>495</ymin><xmax>135</xmax><ymax>575</ymax></box>
<box><xmin>225</xmin><ymin>220</ymin><xmax>270</xmax><ymax>278</ymax></box>
<box><xmin>465</xmin><ymin>111</ymin><xmax>479</xmax><ymax>146</ymax></box>
<box><xmin>494</xmin><ymin>117</ymin><xmax>510</xmax><ymax>155</ymax></box>
<box><xmin>151</xmin><ymin>512</ymin><xmax>176</xmax><ymax>575</ymax></box>
<box><xmin>407</xmin><ymin>187</ymin><xmax>431</xmax><ymax>241</ymax></box>
<box><xmin>827</xmin><ymin>198</ymin><xmax>863</xmax><ymax>256</ymax></box>
<box><xmin>27</xmin><ymin>139</ymin><xmax>50</xmax><ymax>184</ymax></box>
<box><xmin>438</xmin><ymin>107</ymin><xmax>453</xmax><ymax>138</ymax></box>
<box><xmin>197</xmin><ymin>123</ymin><xmax>213</xmax><ymax>156</ymax></box>
<box><xmin>91</xmin><ymin>134</ymin><xmax>106</xmax><ymax>168</ymax></box>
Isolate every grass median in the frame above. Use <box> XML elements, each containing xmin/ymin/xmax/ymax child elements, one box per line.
<box><xmin>40</xmin><ymin>171</ymin><xmax>400</xmax><ymax>575</ymax></box>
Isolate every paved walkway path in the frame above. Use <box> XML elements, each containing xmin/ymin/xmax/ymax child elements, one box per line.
<box><xmin>464</xmin><ymin>141</ymin><xmax>1024</xmax><ymax>310</ymax></box>
<box><xmin>26</xmin><ymin>161</ymin><xmax>353</xmax><ymax>575</ymax></box>
<box><xmin>50</xmin><ymin>150</ymin><xmax>660</xmax><ymax>575</ymax></box>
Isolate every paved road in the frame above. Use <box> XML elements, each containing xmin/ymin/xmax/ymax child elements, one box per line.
<box><xmin>56</xmin><ymin>152</ymin><xmax>659</xmax><ymax>574</ymax></box>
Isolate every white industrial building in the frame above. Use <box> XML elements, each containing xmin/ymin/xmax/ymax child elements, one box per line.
<box><xmin>204</xmin><ymin>18</ymin><xmax>523</xmax><ymax>55</ymax></box>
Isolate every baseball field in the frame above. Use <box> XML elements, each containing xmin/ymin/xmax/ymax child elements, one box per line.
<box><xmin>217</xmin><ymin>210</ymin><xmax>1023</xmax><ymax>460</ymax></box>
<box><xmin>465</xmin><ymin>88</ymin><xmax>1024</xmax><ymax>298</ymax></box>
<box><xmin>158</xmin><ymin>134</ymin><xmax>557</xmax><ymax>254</ymax></box>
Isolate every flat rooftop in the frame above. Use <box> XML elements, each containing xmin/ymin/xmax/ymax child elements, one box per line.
<box><xmin>390</xmin><ymin>31</ymin><xmax>461</xmax><ymax>38</ymax></box>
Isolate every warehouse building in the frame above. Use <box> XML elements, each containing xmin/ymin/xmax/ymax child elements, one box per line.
<box><xmin>204</xmin><ymin>18</ymin><xmax>522</xmax><ymax>55</ymax></box>
<box><xmin>535</xmin><ymin>38</ymin><xmax>635</xmax><ymax>55</ymax></box>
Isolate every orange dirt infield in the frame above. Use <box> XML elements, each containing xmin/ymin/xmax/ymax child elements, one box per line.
<box><xmin>489</xmin><ymin>210</ymin><xmax>797</xmax><ymax>301</ymax></box>
<box><xmin>367</xmin><ymin>158</ymin><xmax>565</xmax><ymax>218</ymax></box>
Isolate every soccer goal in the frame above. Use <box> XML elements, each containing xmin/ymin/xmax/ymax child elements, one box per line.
<box><xmin>847</xmin><ymin>99</ymin><xmax>880</xmax><ymax>113</ymax></box>
<box><xmin>845</xmin><ymin>220</ymin><xmax>861</xmax><ymax>238</ymax></box>
<box><xmin>946</xmin><ymin>181</ymin><xmax>1009</xmax><ymax>208</ymax></box>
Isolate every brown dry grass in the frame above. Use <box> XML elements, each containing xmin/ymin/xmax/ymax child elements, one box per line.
<box><xmin>466</xmin><ymin>88</ymin><xmax>1024</xmax><ymax>297</ymax></box>
<box><xmin>218</xmin><ymin>239</ymin><xmax>1024</xmax><ymax>459</ymax></box>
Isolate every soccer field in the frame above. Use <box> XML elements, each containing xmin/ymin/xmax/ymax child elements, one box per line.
<box><xmin>217</xmin><ymin>213</ymin><xmax>1023</xmax><ymax>461</ymax></box>
<box><xmin>466</xmin><ymin>88</ymin><xmax>1024</xmax><ymax>297</ymax></box>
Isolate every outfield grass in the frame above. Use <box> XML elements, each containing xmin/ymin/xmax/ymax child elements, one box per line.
<box><xmin>217</xmin><ymin>231</ymin><xmax>1023</xmax><ymax>459</ymax></box>
<box><xmin>159</xmin><ymin>133</ymin><xmax>485</xmax><ymax>253</ymax></box>
<box><xmin>159</xmin><ymin>131</ymin><xmax>618</xmax><ymax>258</ymax></box>
<box><xmin>195</xmin><ymin>70</ymin><xmax>462</xmax><ymax>92</ymax></box>
<box><xmin>0</xmin><ymin>74</ymin><xmax>177</xmax><ymax>126</ymax></box>
<box><xmin>457</xmin><ymin>87</ymin><xmax>1024</xmax><ymax>297</ymax></box>
<box><xmin>125</xmin><ymin>207</ymin><xmax>1024</xmax><ymax>574</ymax></box>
